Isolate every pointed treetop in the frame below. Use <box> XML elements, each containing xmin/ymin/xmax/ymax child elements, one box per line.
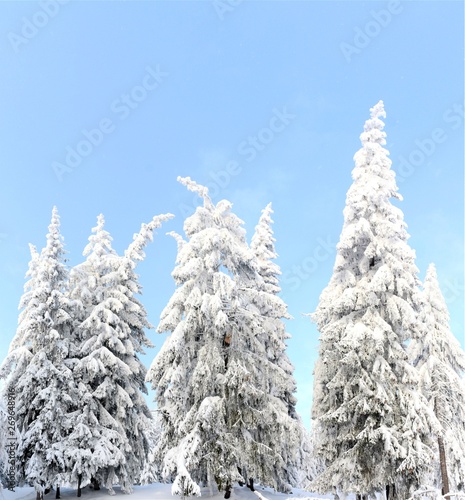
<box><xmin>96</xmin><ymin>213</ymin><xmax>105</xmax><ymax>232</ymax></box>
<box><xmin>28</xmin><ymin>243</ymin><xmax>39</xmax><ymax>262</ymax></box>
<box><xmin>425</xmin><ymin>262</ymin><xmax>438</xmax><ymax>281</ymax></box>
<box><xmin>83</xmin><ymin>213</ymin><xmax>115</xmax><ymax>259</ymax></box>
<box><xmin>424</xmin><ymin>263</ymin><xmax>450</xmax><ymax>321</ymax></box>
<box><xmin>261</xmin><ymin>202</ymin><xmax>273</xmax><ymax>219</ymax></box>
<box><xmin>251</xmin><ymin>202</ymin><xmax>275</xmax><ymax>251</ymax></box>
<box><xmin>251</xmin><ymin>202</ymin><xmax>282</xmax><ymax>294</ymax></box>
<box><xmin>43</xmin><ymin>206</ymin><xmax>65</xmax><ymax>259</ymax></box>
<box><xmin>370</xmin><ymin>100</ymin><xmax>386</xmax><ymax>120</ymax></box>
<box><xmin>51</xmin><ymin>205</ymin><xmax>59</xmax><ymax>217</ymax></box>
<box><xmin>49</xmin><ymin>206</ymin><xmax>60</xmax><ymax>231</ymax></box>
<box><xmin>262</xmin><ymin>202</ymin><xmax>274</xmax><ymax>225</ymax></box>
<box><xmin>360</xmin><ymin>100</ymin><xmax>387</xmax><ymax>146</ymax></box>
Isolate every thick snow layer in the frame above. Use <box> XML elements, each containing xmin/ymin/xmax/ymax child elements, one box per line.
<box><xmin>1</xmin><ymin>484</ymin><xmax>330</xmax><ymax>500</ymax></box>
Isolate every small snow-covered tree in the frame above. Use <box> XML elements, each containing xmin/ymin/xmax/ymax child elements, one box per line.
<box><xmin>250</xmin><ymin>203</ymin><xmax>306</xmax><ymax>491</ymax></box>
<box><xmin>68</xmin><ymin>213</ymin><xmax>172</xmax><ymax>494</ymax></box>
<box><xmin>311</xmin><ymin>102</ymin><xmax>437</xmax><ymax>498</ymax></box>
<box><xmin>409</xmin><ymin>264</ymin><xmax>465</xmax><ymax>495</ymax></box>
<box><xmin>139</xmin><ymin>410</ymin><xmax>163</xmax><ymax>485</ymax></box>
<box><xmin>0</xmin><ymin>208</ymin><xmax>77</xmax><ymax>499</ymax></box>
<box><xmin>295</xmin><ymin>425</ymin><xmax>319</xmax><ymax>490</ymax></box>
<box><xmin>147</xmin><ymin>178</ymin><xmax>302</xmax><ymax>498</ymax></box>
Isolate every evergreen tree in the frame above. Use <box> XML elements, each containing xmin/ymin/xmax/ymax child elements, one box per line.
<box><xmin>68</xmin><ymin>213</ymin><xmax>172</xmax><ymax>494</ymax></box>
<box><xmin>139</xmin><ymin>410</ymin><xmax>163</xmax><ymax>486</ymax></box>
<box><xmin>295</xmin><ymin>426</ymin><xmax>319</xmax><ymax>490</ymax></box>
<box><xmin>250</xmin><ymin>203</ymin><xmax>306</xmax><ymax>491</ymax></box>
<box><xmin>310</xmin><ymin>102</ymin><xmax>437</xmax><ymax>498</ymax></box>
<box><xmin>0</xmin><ymin>208</ymin><xmax>77</xmax><ymax>499</ymax></box>
<box><xmin>409</xmin><ymin>264</ymin><xmax>465</xmax><ymax>494</ymax></box>
<box><xmin>66</xmin><ymin>215</ymin><xmax>125</xmax><ymax>496</ymax></box>
<box><xmin>250</xmin><ymin>203</ymin><xmax>282</xmax><ymax>295</ymax></box>
<box><xmin>147</xmin><ymin>178</ymin><xmax>302</xmax><ymax>498</ymax></box>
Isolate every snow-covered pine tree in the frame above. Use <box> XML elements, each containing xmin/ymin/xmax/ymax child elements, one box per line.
<box><xmin>147</xmin><ymin>178</ymin><xmax>301</xmax><ymax>499</ymax></box>
<box><xmin>409</xmin><ymin>263</ymin><xmax>465</xmax><ymax>495</ymax></box>
<box><xmin>310</xmin><ymin>102</ymin><xmax>437</xmax><ymax>498</ymax></box>
<box><xmin>66</xmin><ymin>215</ymin><xmax>125</xmax><ymax>496</ymax></box>
<box><xmin>139</xmin><ymin>410</ymin><xmax>163</xmax><ymax>486</ymax></box>
<box><xmin>0</xmin><ymin>244</ymin><xmax>40</xmax><ymax>492</ymax></box>
<box><xmin>0</xmin><ymin>208</ymin><xmax>77</xmax><ymax>499</ymax></box>
<box><xmin>68</xmin><ymin>213</ymin><xmax>172</xmax><ymax>494</ymax></box>
<box><xmin>250</xmin><ymin>203</ymin><xmax>282</xmax><ymax>296</ymax></box>
<box><xmin>295</xmin><ymin>425</ymin><xmax>319</xmax><ymax>490</ymax></box>
<box><xmin>250</xmin><ymin>203</ymin><xmax>306</xmax><ymax>491</ymax></box>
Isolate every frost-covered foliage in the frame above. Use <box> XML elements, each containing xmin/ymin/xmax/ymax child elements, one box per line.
<box><xmin>311</xmin><ymin>102</ymin><xmax>437</xmax><ymax>497</ymax></box>
<box><xmin>294</xmin><ymin>425</ymin><xmax>319</xmax><ymax>490</ymax></box>
<box><xmin>250</xmin><ymin>203</ymin><xmax>308</xmax><ymax>490</ymax></box>
<box><xmin>250</xmin><ymin>203</ymin><xmax>282</xmax><ymax>295</ymax></box>
<box><xmin>0</xmin><ymin>208</ymin><xmax>77</xmax><ymax>497</ymax></box>
<box><xmin>147</xmin><ymin>178</ymin><xmax>302</xmax><ymax>497</ymax></box>
<box><xmin>409</xmin><ymin>264</ymin><xmax>465</xmax><ymax>493</ymax></box>
<box><xmin>69</xmin><ymin>213</ymin><xmax>172</xmax><ymax>493</ymax></box>
<box><xmin>139</xmin><ymin>411</ymin><xmax>163</xmax><ymax>485</ymax></box>
<box><xmin>0</xmin><ymin>208</ymin><xmax>171</xmax><ymax>497</ymax></box>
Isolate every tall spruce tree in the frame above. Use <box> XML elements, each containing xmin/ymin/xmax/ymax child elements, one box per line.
<box><xmin>0</xmin><ymin>208</ymin><xmax>77</xmax><ymax>499</ymax></box>
<box><xmin>67</xmin><ymin>215</ymin><xmax>125</xmax><ymax>496</ymax></box>
<box><xmin>68</xmin><ymin>213</ymin><xmax>172</xmax><ymax>494</ymax></box>
<box><xmin>250</xmin><ymin>203</ymin><xmax>307</xmax><ymax>491</ymax></box>
<box><xmin>409</xmin><ymin>264</ymin><xmax>465</xmax><ymax>495</ymax></box>
<box><xmin>146</xmin><ymin>178</ymin><xmax>302</xmax><ymax>498</ymax></box>
<box><xmin>311</xmin><ymin>102</ymin><xmax>437</xmax><ymax>498</ymax></box>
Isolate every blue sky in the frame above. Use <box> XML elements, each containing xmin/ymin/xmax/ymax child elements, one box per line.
<box><xmin>0</xmin><ymin>0</ymin><xmax>463</xmax><ymax>429</ymax></box>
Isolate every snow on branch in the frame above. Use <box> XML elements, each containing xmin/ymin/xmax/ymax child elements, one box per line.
<box><xmin>407</xmin><ymin>487</ymin><xmax>465</xmax><ymax>499</ymax></box>
<box><xmin>177</xmin><ymin>176</ymin><xmax>213</xmax><ymax>208</ymax></box>
<box><xmin>28</xmin><ymin>243</ymin><xmax>39</xmax><ymax>262</ymax></box>
<box><xmin>167</xmin><ymin>231</ymin><xmax>186</xmax><ymax>254</ymax></box>
<box><xmin>361</xmin><ymin>100</ymin><xmax>387</xmax><ymax>145</ymax></box>
<box><xmin>125</xmin><ymin>213</ymin><xmax>174</xmax><ymax>262</ymax></box>
<box><xmin>370</xmin><ymin>100</ymin><xmax>386</xmax><ymax>120</ymax></box>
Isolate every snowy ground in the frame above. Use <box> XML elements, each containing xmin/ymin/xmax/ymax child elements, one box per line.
<box><xmin>0</xmin><ymin>484</ymin><xmax>331</xmax><ymax>500</ymax></box>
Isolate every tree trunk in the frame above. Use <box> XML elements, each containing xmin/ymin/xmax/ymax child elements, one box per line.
<box><xmin>91</xmin><ymin>477</ymin><xmax>100</xmax><ymax>490</ymax></box>
<box><xmin>386</xmin><ymin>484</ymin><xmax>395</xmax><ymax>499</ymax></box>
<box><xmin>237</xmin><ymin>467</ymin><xmax>244</xmax><ymax>487</ymax></box>
<box><xmin>247</xmin><ymin>478</ymin><xmax>254</xmax><ymax>491</ymax></box>
<box><xmin>77</xmin><ymin>474</ymin><xmax>82</xmax><ymax>498</ymax></box>
<box><xmin>224</xmin><ymin>483</ymin><xmax>231</xmax><ymax>499</ymax></box>
<box><xmin>36</xmin><ymin>492</ymin><xmax>43</xmax><ymax>500</ymax></box>
<box><xmin>438</xmin><ymin>436</ymin><xmax>450</xmax><ymax>497</ymax></box>
<box><xmin>55</xmin><ymin>486</ymin><xmax>60</xmax><ymax>499</ymax></box>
